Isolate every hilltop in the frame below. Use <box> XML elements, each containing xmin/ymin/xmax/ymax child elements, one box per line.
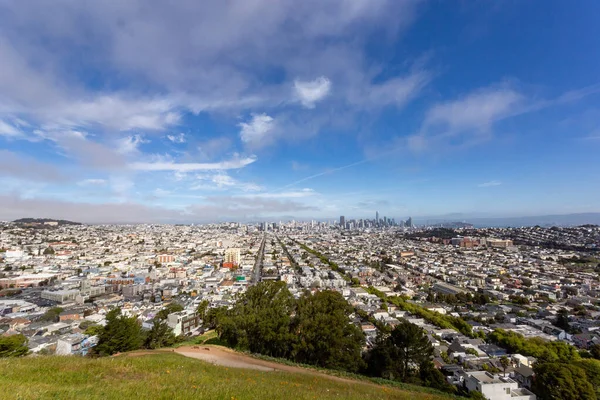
<box><xmin>0</xmin><ymin>351</ymin><xmax>454</xmax><ymax>400</ymax></box>
<box><xmin>12</xmin><ymin>218</ymin><xmax>82</xmax><ymax>226</ymax></box>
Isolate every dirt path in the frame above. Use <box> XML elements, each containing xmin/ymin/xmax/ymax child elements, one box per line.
<box><xmin>174</xmin><ymin>345</ymin><xmax>361</xmax><ymax>385</ymax></box>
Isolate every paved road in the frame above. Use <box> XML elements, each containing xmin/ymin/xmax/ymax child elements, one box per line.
<box><xmin>252</xmin><ymin>233</ymin><xmax>266</xmax><ymax>285</ymax></box>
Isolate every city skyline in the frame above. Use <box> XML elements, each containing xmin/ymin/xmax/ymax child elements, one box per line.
<box><xmin>1</xmin><ymin>2</ymin><xmax>600</xmax><ymax>223</ymax></box>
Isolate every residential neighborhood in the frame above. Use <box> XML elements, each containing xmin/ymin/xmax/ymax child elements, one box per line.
<box><xmin>1</xmin><ymin>219</ymin><xmax>599</xmax><ymax>399</ymax></box>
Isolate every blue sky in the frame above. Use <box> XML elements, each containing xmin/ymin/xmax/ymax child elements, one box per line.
<box><xmin>0</xmin><ymin>1</ymin><xmax>599</xmax><ymax>223</ymax></box>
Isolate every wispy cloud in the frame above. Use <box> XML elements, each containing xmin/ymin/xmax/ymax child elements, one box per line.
<box><xmin>116</xmin><ymin>134</ymin><xmax>148</xmax><ymax>155</ymax></box>
<box><xmin>77</xmin><ymin>178</ymin><xmax>108</xmax><ymax>186</ymax></box>
<box><xmin>0</xmin><ymin>120</ymin><xmax>22</xmax><ymax>137</ymax></box>
<box><xmin>130</xmin><ymin>156</ymin><xmax>257</xmax><ymax>172</ymax></box>
<box><xmin>478</xmin><ymin>180</ymin><xmax>502</xmax><ymax>187</ymax></box>
<box><xmin>240</xmin><ymin>188</ymin><xmax>316</xmax><ymax>199</ymax></box>
<box><xmin>424</xmin><ymin>86</ymin><xmax>522</xmax><ymax>131</ymax></box>
<box><xmin>190</xmin><ymin>172</ymin><xmax>262</xmax><ymax>192</ymax></box>
<box><xmin>167</xmin><ymin>133</ymin><xmax>186</xmax><ymax>143</ymax></box>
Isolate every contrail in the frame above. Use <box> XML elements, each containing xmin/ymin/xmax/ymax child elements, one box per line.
<box><xmin>277</xmin><ymin>158</ymin><xmax>371</xmax><ymax>190</ymax></box>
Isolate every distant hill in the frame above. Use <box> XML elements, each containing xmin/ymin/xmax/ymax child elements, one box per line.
<box><xmin>415</xmin><ymin>213</ymin><xmax>600</xmax><ymax>228</ymax></box>
<box><xmin>13</xmin><ymin>218</ymin><xmax>82</xmax><ymax>226</ymax></box>
<box><xmin>0</xmin><ymin>352</ymin><xmax>452</xmax><ymax>400</ymax></box>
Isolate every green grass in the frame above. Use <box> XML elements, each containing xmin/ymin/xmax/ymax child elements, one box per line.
<box><xmin>174</xmin><ymin>330</ymin><xmax>220</xmax><ymax>348</ymax></box>
<box><xmin>0</xmin><ymin>353</ymin><xmax>453</xmax><ymax>400</ymax></box>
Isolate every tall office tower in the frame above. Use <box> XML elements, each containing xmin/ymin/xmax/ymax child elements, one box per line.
<box><xmin>340</xmin><ymin>216</ymin><xmax>345</xmax><ymax>229</ymax></box>
<box><xmin>375</xmin><ymin>211</ymin><xmax>379</xmax><ymax>224</ymax></box>
<box><xmin>406</xmin><ymin>217</ymin><xmax>413</xmax><ymax>228</ymax></box>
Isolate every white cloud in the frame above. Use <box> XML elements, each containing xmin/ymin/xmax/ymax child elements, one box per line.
<box><xmin>190</xmin><ymin>172</ymin><xmax>262</xmax><ymax>192</ymax></box>
<box><xmin>294</xmin><ymin>76</ymin><xmax>331</xmax><ymax>108</ymax></box>
<box><xmin>167</xmin><ymin>133</ymin><xmax>186</xmax><ymax>143</ymax></box>
<box><xmin>116</xmin><ymin>134</ymin><xmax>148</xmax><ymax>155</ymax></box>
<box><xmin>240</xmin><ymin>188</ymin><xmax>316</xmax><ymax>199</ymax></box>
<box><xmin>77</xmin><ymin>178</ymin><xmax>107</xmax><ymax>186</ymax></box>
<box><xmin>425</xmin><ymin>87</ymin><xmax>522</xmax><ymax>130</ymax></box>
<box><xmin>478</xmin><ymin>180</ymin><xmax>502</xmax><ymax>188</ymax></box>
<box><xmin>130</xmin><ymin>156</ymin><xmax>257</xmax><ymax>172</ymax></box>
<box><xmin>0</xmin><ymin>120</ymin><xmax>21</xmax><ymax>136</ymax></box>
<box><xmin>349</xmin><ymin>69</ymin><xmax>432</xmax><ymax>109</ymax></box>
<box><xmin>407</xmin><ymin>85</ymin><xmax>523</xmax><ymax>153</ymax></box>
<box><xmin>239</xmin><ymin>114</ymin><xmax>275</xmax><ymax>144</ymax></box>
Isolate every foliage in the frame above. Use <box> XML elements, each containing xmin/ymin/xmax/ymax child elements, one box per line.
<box><xmin>591</xmin><ymin>344</ymin><xmax>600</xmax><ymax>360</ymax></box>
<box><xmin>215</xmin><ymin>282</ymin><xmax>365</xmax><ymax>373</ymax></box>
<box><xmin>78</xmin><ymin>320</ymin><xmax>96</xmax><ymax>331</ymax></box>
<box><xmin>219</xmin><ymin>281</ymin><xmax>295</xmax><ymax>358</ymax></box>
<box><xmin>85</xmin><ymin>325</ymin><xmax>103</xmax><ymax>337</ymax></box>
<box><xmin>368</xmin><ymin>287</ymin><xmax>473</xmax><ymax>337</ymax></box>
<box><xmin>93</xmin><ymin>308</ymin><xmax>143</xmax><ymax>356</ymax></box>
<box><xmin>39</xmin><ymin>307</ymin><xmax>64</xmax><ymax>322</ymax></box>
<box><xmin>144</xmin><ymin>319</ymin><xmax>177</xmax><ymax>349</ymax></box>
<box><xmin>0</xmin><ymin>334</ymin><xmax>29</xmax><ymax>357</ymax></box>
<box><xmin>488</xmin><ymin>329</ymin><xmax>580</xmax><ymax>363</ymax></box>
<box><xmin>156</xmin><ymin>302</ymin><xmax>184</xmax><ymax>320</ymax></box>
<box><xmin>532</xmin><ymin>362</ymin><xmax>596</xmax><ymax>400</ymax></box>
<box><xmin>195</xmin><ymin>300</ymin><xmax>209</xmax><ymax>321</ymax></box>
<box><xmin>499</xmin><ymin>355</ymin><xmax>511</xmax><ymax>376</ymax></box>
<box><xmin>43</xmin><ymin>247</ymin><xmax>55</xmax><ymax>255</ymax></box>
<box><xmin>365</xmin><ymin>320</ymin><xmax>433</xmax><ymax>381</ymax></box>
<box><xmin>366</xmin><ymin>321</ymin><xmax>455</xmax><ymax>393</ymax></box>
<box><xmin>573</xmin><ymin>359</ymin><xmax>600</xmax><ymax>398</ymax></box>
<box><xmin>292</xmin><ymin>290</ymin><xmax>365</xmax><ymax>372</ymax></box>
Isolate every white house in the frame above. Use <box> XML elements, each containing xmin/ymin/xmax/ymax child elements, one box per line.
<box><xmin>465</xmin><ymin>371</ymin><xmax>536</xmax><ymax>400</ymax></box>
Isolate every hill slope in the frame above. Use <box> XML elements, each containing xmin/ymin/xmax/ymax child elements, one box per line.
<box><xmin>0</xmin><ymin>352</ymin><xmax>453</xmax><ymax>400</ymax></box>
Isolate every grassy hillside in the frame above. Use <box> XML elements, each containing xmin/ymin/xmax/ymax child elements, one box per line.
<box><xmin>0</xmin><ymin>352</ymin><xmax>453</xmax><ymax>400</ymax></box>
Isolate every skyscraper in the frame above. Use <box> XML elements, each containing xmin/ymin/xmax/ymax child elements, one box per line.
<box><xmin>406</xmin><ymin>217</ymin><xmax>413</xmax><ymax>228</ymax></box>
<box><xmin>340</xmin><ymin>216</ymin><xmax>345</xmax><ymax>229</ymax></box>
<box><xmin>375</xmin><ymin>211</ymin><xmax>379</xmax><ymax>224</ymax></box>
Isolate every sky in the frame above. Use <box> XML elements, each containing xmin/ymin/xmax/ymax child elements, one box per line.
<box><xmin>0</xmin><ymin>0</ymin><xmax>599</xmax><ymax>223</ymax></box>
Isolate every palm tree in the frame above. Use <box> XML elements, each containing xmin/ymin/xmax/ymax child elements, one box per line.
<box><xmin>499</xmin><ymin>355</ymin><xmax>511</xmax><ymax>377</ymax></box>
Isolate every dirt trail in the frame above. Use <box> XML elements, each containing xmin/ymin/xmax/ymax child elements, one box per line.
<box><xmin>174</xmin><ymin>345</ymin><xmax>362</xmax><ymax>385</ymax></box>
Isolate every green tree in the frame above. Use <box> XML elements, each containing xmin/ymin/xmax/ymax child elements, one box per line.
<box><xmin>0</xmin><ymin>334</ymin><xmax>29</xmax><ymax>357</ymax></box>
<box><xmin>43</xmin><ymin>247</ymin><xmax>55</xmax><ymax>255</ymax></box>
<box><xmin>156</xmin><ymin>303</ymin><xmax>184</xmax><ymax>320</ymax></box>
<box><xmin>85</xmin><ymin>325</ymin><xmax>103</xmax><ymax>337</ymax></box>
<box><xmin>291</xmin><ymin>290</ymin><xmax>365</xmax><ymax>372</ymax></box>
<box><xmin>573</xmin><ymin>359</ymin><xmax>600</xmax><ymax>398</ymax></box>
<box><xmin>590</xmin><ymin>344</ymin><xmax>600</xmax><ymax>360</ymax></box>
<box><xmin>94</xmin><ymin>308</ymin><xmax>143</xmax><ymax>356</ymax></box>
<box><xmin>365</xmin><ymin>320</ymin><xmax>433</xmax><ymax>381</ymax></box>
<box><xmin>205</xmin><ymin>306</ymin><xmax>227</xmax><ymax>329</ymax></box>
<box><xmin>532</xmin><ymin>362</ymin><xmax>596</xmax><ymax>400</ymax></box>
<box><xmin>499</xmin><ymin>355</ymin><xmax>511</xmax><ymax>376</ymax></box>
<box><xmin>196</xmin><ymin>300</ymin><xmax>209</xmax><ymax>321</ymax></box>
<box><xmin>144</xmin><ymin>318</ymin><xmax>176</xmax><ymax>349</ymax></box>
<box><xmin>40</xmin><ymin>307</ymin><xmax>64</xmax><ymax>322</ymax></box>
<box><xmin>219</xmin><ymin>281</ymin><xmax>295</xmax><ymax>358</ymax></box>
<box><xmin>555</xmin><ymin>309</ymin><xmax>571</xmax><ymax>332</ymax></box>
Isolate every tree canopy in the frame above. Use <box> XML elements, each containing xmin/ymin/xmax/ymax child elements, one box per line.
<box><xmin>488</xmin><ymin>329</ymin><xmax>580</xmax><ymax>363</ymax></box>
<box><xmin>365</xmin><ymin>320</ymin><xmax>433</xmax><ymax>381</ymax></box>
<box><xmin>291</xmin><ymin>290</ymin><xmax>365</xmax><ymax>372</ymax></box>
<box><xmin>532</xmin><ymin>362</ymin><xmax>596</xmax><ymax>400</ymax></box>
<box><xmin>219</xmin><ymin>281</ymin><xmax>296</xmax><ymax>358</ymax></box>
<box><xmin>144</xmin><ymin>318</ymin><xmax>176</xmax><ymax>349</ymax></box>
<box><xmin>94</xmin><ymin>308</ymin><xmax>144</xmax><ymax>356</ymax></box>
<box><xmin>0</xmin><ymin>334</ymin><xmax>29</xmax><ymax>357</ymax></box>
<box><xmin>156</xmin><ymin>303</ymin><xmax>183</xmax><ymax>320</ymax></box>
<box><xmin>215</xmin><ymin>282</ymin><xmax>365</xmax><ymax>372</ymax></box>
